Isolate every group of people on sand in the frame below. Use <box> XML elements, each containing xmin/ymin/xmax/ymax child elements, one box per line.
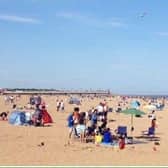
<box><xmin>31</xmin><ymin>104</ymin><xmax>53</xmax><ymax>127</ymax></box>
<box><xmin>24</xmin><ymin>96</ymin><xmax>53</xmax><ymax>126</ymax></box>
<box><xmin>4</xmin><ymin>95</ymin><xmax>21</xmax><ymax>104</ymax></box>
<box><xmin>66</xmin><ymin>96</ymin><xmax>164</xmax><ymax>149</ymax></box>
<box><xmin>67</xmin><ymin>102</ymin><xmax>126</xmax><ymax>149</ymax></box>
<box><xmin>1</xmin><ymin>95</ymin><xmax>53</xmax><ymax>127</ymax></box>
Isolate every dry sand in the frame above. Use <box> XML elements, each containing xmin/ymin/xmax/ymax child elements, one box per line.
<box><xmin>0</xmin><ymin>95</ymin><xmax>167</xmax><ymax>166</ymax></box>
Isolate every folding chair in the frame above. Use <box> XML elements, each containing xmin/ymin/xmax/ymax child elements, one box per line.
<box><xmin>148</xmin><ymin>127</ymin><xmax>155</xmax><ymax>136</ymax></box>
<box><xmin>117</xmin><ymin>126</ymin><xmax>127</xmax><ymax>137</ymax></box>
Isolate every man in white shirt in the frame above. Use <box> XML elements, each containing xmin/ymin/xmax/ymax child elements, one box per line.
<box><xmin>96</xmin><ymin>103</ymin><xmax>103</xmax><ymax>113</ymax></box>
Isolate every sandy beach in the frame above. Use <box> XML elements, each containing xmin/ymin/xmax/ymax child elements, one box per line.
<box><xmin>0</xmin><ymin>94</ymin><xmax>167</xmax><ymax>166</ymax></box>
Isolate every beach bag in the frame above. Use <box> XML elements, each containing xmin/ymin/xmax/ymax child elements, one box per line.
<box><xmin>119</xmin><ymin>138</ymin><xmax>125</xmax><ymax>149</ymax></box>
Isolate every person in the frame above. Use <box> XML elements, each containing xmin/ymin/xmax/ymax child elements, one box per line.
<box><xmin>67</xmin><ymin>113</ymin><xmax>74</xmax><ymax>139</ymax></box>
<box><xmin>86</xmin><ymin>123</ymin><xmax>97</xmax><ymax>137</ymax></box>
<box><xmin>91</xmin><ymin>109</ymin><xmax>98</xmax><ymax>126</ymax></box>
<box><xmin>149</xmin><ymin>110</ymin><xmax>156</xmax><ymax>120</ymax></box>
<box><xmin>26</xmin><ymin>103</ymin><xmax>31</xmax><ymax>110</ymax></box>
<box><xmin>30</xmin><ymin>95</ymin><xmax>35</xmax><ymax>106</ymax></box>
<box><xmin>0</xmin><ymin>111</ymin><xmax>9</xmax><ymax>121</ymax></box>
<box><xmin>116</xmin><ymin>103</ymin><xmax>122</xmax><ymax>113</ymax></box>
<box><xmin>4</xmin><ymin>95</ymin><xmax>9</xmax><ymax>105</ymax></box>
<box><xmin>96</xmin><ymin>103</ymin><xmax>103</xmax><ymax>119</ymax></box>
<box><xmin>103</xmin><ymin>102</ymin><xmax>108</xmax><ymax>120</ymax></box>
<box><xmin>76</xmin><ymin>114</ymin><xmax>86</xmax><ymax>143</ymax></box>
<box><xmin>151</xmin><ymin>118</ymin><xmax>157</xmax><ymax>129</ymax></box>
<box><xmin>10</xmin><ymin>95</ymin><xmax>14</xmax><ymax>103</ymax></box>
<box><xmin>60</xmin><ymin>100</ymin><xmax>64</xmax><ymax>111</ymax></box>
<box><xmin>99</xmin><ymin>119</ymin><xmax>107</xmax><ymax>134</ymax></box>
<box><xmin>32</xmin><ymin>105</ymin><xmax>43</xmax><ymax>126</ymax></box>
<box><xmin>36</xmin><ymin>95</ymin><xmax>42</xmax><ymax>106</ymax></box>
<box><xmin>68</xmin><ymin>107</ymin><xmax>80</xmax><ymax>140</ymax></box>
<box><xmin>56</xmin><ymin>100</ymin><xmax>60</xmax><ymax>112</ymax></box>
<box><xmin>73</xmin><ymin>107</ymin><xmax>80</xmax><ymax>125</ymax></box>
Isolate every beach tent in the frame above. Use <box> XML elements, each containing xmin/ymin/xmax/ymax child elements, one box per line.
<box><xmin>143</xmin><ymin>105</ymin><xmax>156</xmax><ymax>111</ymax></box>
<box><xmin>25</xmin><ymin>112</ymin><xmax>33</xmax><ymax>124</ymax></box>
<box><xmin>42</xmin><ymin>110</ymin><xmax>53</xmax><ymax>124</ymax></box>
<box><xmin>8</xmin><ymin>111</ymin><xmax>26</xmax><ymax>125</ymax></box>
<box><xmin>155</xmin><ymin>103</ymin><xmax>165</xmax><ymax>111</ymax></box>
<box><xmin>131</xmin><ymin>101</ymin><xmax>141</xmax><ymax>109</ymax></box>
<box><xmin>69</xmin><ymin>97</ymin><xmax>81</xmax><ymax>105</ymax></box>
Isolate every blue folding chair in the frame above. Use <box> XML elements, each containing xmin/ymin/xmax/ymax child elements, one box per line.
<box><xmin>148</xmin><ymin>127</ymin><xmax>155</xmax><ymax>136</ymax></box>
<box><xmin>117</xmin><ymin>126</ymin><xmax>127</xmax><ymax>137</ymax></box>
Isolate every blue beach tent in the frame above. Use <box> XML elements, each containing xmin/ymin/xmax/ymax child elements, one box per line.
<box><xmin>131</xmin><ymin>101</ymin><xmax>140</xmax><ymax>109</ymax></box>
<box><xmin>9</xmin><ymin>111</ymin><xmax>26</xmax><ymax>125</ymax></box>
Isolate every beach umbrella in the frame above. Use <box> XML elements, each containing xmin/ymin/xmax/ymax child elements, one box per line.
<box><xmin>121</xmin><ymin>108</ymin><xmax>145</xmax><ymax>134</ymax></box>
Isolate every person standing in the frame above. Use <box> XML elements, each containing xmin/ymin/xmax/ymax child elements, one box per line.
<box><xmin>60</xmin><ymin>100</ymin><xmax>64</xmax><ymax>111</ymax></box>
<box><xmin>56</xmin><ymin>100</ymin><xmax>60</xmax><ymax>112</ymax></box>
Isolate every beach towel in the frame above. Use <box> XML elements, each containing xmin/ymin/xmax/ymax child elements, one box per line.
<box><xmin>100</xmin><ymin>141</ymin><xmax>118</xmax><ymax>147</ymax></box>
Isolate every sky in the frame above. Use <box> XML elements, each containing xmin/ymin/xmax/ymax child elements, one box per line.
<box><xmin>0</xmin><ymin>0</ymin><xmax>168</xmax><ymax>94</ymax></box>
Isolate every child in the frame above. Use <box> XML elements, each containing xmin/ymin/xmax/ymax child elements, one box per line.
<box><xmin>0</xmin><ymin>111</ymin><xmax>9</xmax><ymax>121</ymax></box>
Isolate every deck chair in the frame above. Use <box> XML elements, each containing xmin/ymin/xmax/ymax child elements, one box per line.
<box><xmin>148</xmin><ymin>127</ymin><xmax>155</xmax><ymax>136</ymax></box>
<box><xmin>117</xmin><ymin>126</ymin><xmax>127</xmax><ymax>137</ymax></box>
<box><xmin>141</xmin><ymin>127</ymin><xmax>159</xmax><ymax>141</ymax></box>
<box><xmin>117</xmin><ymin>126</ymin><xmax>134</xmax><ymax>144</ymax></box>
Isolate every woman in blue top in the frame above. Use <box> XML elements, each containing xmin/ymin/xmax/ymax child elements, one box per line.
<box><xmin>67</xmin><ymin>113</ymin><xmax>74</xmax><ymax>138</ymax></box>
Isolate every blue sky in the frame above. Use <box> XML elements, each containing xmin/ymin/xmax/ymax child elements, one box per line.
<box><xmin>0</xmin><ymin>0</ymin><xmax>168</xmax><ymax>94</ymax></box>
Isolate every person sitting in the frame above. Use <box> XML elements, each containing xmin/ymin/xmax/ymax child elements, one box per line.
<box><xmin>0</xmin><ymin>111</ymin><xmax>9</xmax><ymax>121</ymax></box>
<box><xmin>103</xmin><ymin>128</ymin><xmax>113</xmax><ymax>143</ymax></box>
<box><xmin>32</xmin><ymin>105</ymin><xmax>43</xmax><ymax>126</ymax></box>
<box><xmin>146</xmin><ymin>118</ymin><xmax>157</xmax><ymax>136</ymax></box>
<box><xmin>86</xmin><ymin>123</ymin><xmax>97</xmax><ymax>137</ymax></box>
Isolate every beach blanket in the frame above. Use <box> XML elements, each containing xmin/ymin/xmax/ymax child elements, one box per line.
<box><xmin>100</xmin><ymin>142</ymin><xmax>118</xmax><ymax>147</ymax></box>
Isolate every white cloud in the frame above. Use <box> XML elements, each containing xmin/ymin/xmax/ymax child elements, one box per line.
<box><xmin>56</xmin><ymin>11</ymin><xmax>126</xmax><ymax>28</ymax></box>
<box><xmin>56</xmin><ymin>12</ymin><xmax>81</xmax><ymax>19</ymax></box>
<box><xmin>156</xmin><ymin>32</ymin><xmax>168</xmax><ymax>36</ymax></box>
<box><xmin>107</xmin><ymin>20</ymin><xmax>126</xmax><ymax>28</ymax></box>
<box><xmin>0</xmin><ymin>14</ymin><xmax>42</xmax><ymax>24</ymax></box>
